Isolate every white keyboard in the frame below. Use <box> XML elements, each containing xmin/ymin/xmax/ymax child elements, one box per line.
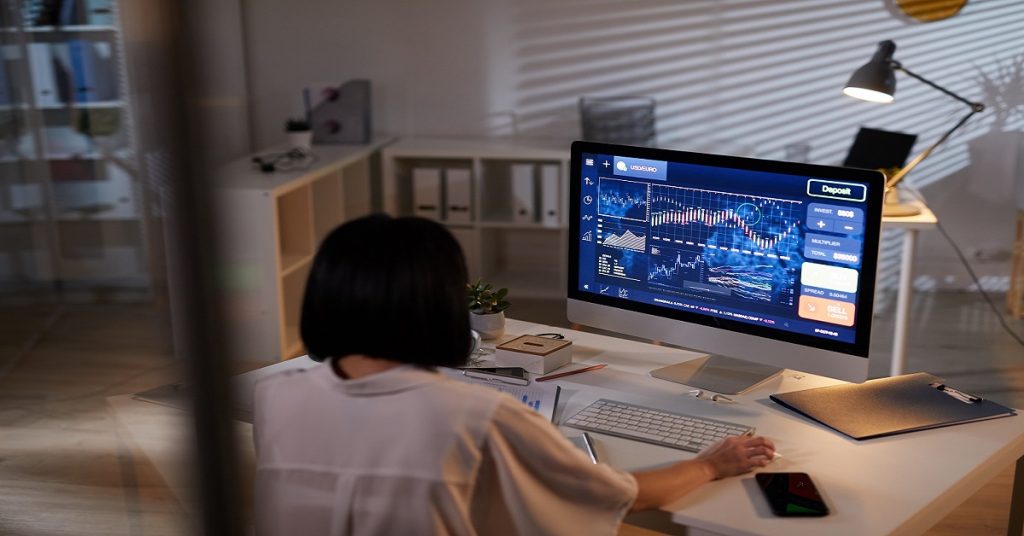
<box><xmin>564</xmin><ymin>399</ymin><xmax>754</xmax><ymax>453</ymax></box>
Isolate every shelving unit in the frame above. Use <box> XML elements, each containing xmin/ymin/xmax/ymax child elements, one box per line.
<box><xmin>21</xmin><ymin>25</ymin><xmax>116</xmax><ymax>33</ymax></box>
<box><xmin>382</xmin><ymin>137</ymin><xmax>571</xmax><ymax>299</ymax></box>
<box><xmin>215</xmin><ymin>137</ymin><xmax>394</xmax><ymax>361</ymax></box>
<box><xmin>0</xmin><ymin>0</ymin><xmax>149</xmax><ymax>288</ymax></box>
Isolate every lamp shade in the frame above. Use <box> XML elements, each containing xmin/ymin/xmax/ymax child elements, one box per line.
<box><xmin>843</xmin><ymin>40</ymin><xmax>897</xmax><ymax>103</ymax></box>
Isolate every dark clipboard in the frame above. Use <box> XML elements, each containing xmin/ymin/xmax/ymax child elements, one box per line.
<box><xmin>770</xmin><ymin>372</ymin><xmax>1016</xmax><ymax>440</ymax></box>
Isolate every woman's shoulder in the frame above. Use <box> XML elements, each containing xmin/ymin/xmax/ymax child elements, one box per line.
<box><xmin>252</xmin><ymin>364</ymin><xmax>324</xmax><ymax>403</ymax></box>
<box><xmin>255</xmin><ymin>365</ymin><xmax>314</xmax><ymax>388</ymax></box>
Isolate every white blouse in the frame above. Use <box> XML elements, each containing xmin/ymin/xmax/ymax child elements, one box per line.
<box><xmin>254</xmin><ymin>363</ymin><xmax>638</xmax><ymax>535</ymax></box>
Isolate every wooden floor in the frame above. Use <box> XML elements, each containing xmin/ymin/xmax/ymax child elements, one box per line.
<box><xmin>0</xmin><ymin>293</ymin><xmax>1021</xmax><ymax>535</ymax></box>
<box><xmin>0</xmin><ymin>303</ymin><xmax>188</xmax><ymax>535</ymax></box>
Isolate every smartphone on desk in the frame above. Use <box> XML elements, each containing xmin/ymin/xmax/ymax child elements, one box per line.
<box><xmin>460</xmin><ymin>367</ymin><xmax>529</xmax><ymax>385</ymax></box>
<box><xmin>755</xmin><ymin>472</ymin><xmax>829</xmax><ymax>517</ymax></box>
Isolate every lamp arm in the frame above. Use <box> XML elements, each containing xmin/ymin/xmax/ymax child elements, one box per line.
<box><xmin>885</xmin><ymin>107</ymin><xmax>979</xmax><ymax>188</ymax></box>
<box><xmin>883</xmin><ymin>61</ymin><xmax>986</xmax><ymax>189</ymax></box>
<box><xmin>891</xmin><ymin>62</ymin><xmax>986</xmax><ymax>112</ymax></box>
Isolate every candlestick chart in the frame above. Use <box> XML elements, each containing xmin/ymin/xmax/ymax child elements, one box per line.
<box><xmin>649</xmin><ymin>184</ymin><xmax>801</xmax><ymax>257</ymax></box>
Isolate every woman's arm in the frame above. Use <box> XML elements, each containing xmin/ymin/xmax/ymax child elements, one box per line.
<box><xmin>629</xmin><ymin>435</ymin><xmax>775</xmax><ymax>512</ymax></box>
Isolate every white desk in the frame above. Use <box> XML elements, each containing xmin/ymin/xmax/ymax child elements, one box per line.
<box><xmin>882</xmin><ymin>200</ymin><xmax>938</xmax><ymax>377</ymax></box>
<box><xmin>217</xmin><ymin>318</ymin><xmax>1024</xmax><ymax>536</ymax></box>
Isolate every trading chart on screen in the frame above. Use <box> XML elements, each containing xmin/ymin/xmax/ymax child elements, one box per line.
<box><xmin>577</xmin><ymin>154</ymin><xmax>870</xmax><ymax>344</ymax></box>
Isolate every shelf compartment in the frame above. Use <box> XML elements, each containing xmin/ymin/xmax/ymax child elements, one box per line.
<box><xmin>392</xmin><ymin>157</ymin><xmax>473</xmax><ymax>217</ymax></box>
<box><xmin>280</xmin><ymin>258</ymin><xmax>312</xmax><ymax>360</ymax></box>
<box><xmin>449</xmin><ymin>227</ymin><xmax>480</xmax><ymax>281</ymax></box>
<box><xmin>479</xmin><ymin>159</ymin><xmax>562</xmax><ymax>224</ymax></box>
<box><xmin>341</xmin><ymin>158</ymin><xmax>373</xmax><ymax>221</ymax></box>
<box><xmin>16</xmin><ymin>25</ymin><xmax>117</xmax><ymax>33</ymax></box>
<box><xmin>38</xmin><ymin>100</ymin><xmax>124</xmax><ymax>110</ymax></box>
<box><xmin>311</xmin><ymin>170</ymin><xmax>343</xmax><ymax>245</ymax></box>
<box><xmin>280</xmin><ymin>253</ymin><xmax>312</xmax><ymax>278</ymax></box>
<box><xmin>283</xmin><ymin>337</ymin><xmax>305</xmax><ymax>360</ymax></box>
<box><xmin>276</xmin><ymin>185</ymin><xmax>314</xmax><ymax>272</ymax></box>
<box><xmin>478</xmin><ymin>221</ymin><xmax>567</xmax><ymax>230</ymax></box>
<box><xmin>486</xmin><ymin>269</ymin><xmax>564</xmax><ymax>299</ymax></box>
<box><xmin>479</xmin><ymin>228</ymin><xmax>565</xmax><ymax>299</ymax></box>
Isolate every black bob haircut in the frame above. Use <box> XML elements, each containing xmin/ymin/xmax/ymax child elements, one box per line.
<box><xmin>301</xmin><ymin>214</ymin><xmax>472</xmax><ymax>367</ymax></box>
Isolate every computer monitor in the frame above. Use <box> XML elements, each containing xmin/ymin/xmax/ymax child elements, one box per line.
<box><xmin>568</xmin><ymin>141</ymin><xmax>884</xmax><ymax>392</ymax></box>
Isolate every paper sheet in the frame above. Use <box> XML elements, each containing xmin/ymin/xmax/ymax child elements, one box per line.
<box><xmin>441</xmin><ymin>367</ymin><xmax>561</xmax><ymax>422</ymax></box>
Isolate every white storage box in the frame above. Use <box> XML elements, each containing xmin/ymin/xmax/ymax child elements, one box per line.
<box><xmin>495</xmin><ymin>335</ymin><xmax>572</xmax><ymax>374</ymax></box>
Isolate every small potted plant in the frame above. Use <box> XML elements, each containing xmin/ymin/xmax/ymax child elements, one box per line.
<box><xmin>285</xmin><ymin>117</ymin><xmax>312</xmax><ymax>151</ymax></box>
<box><xmin>467</xmin><ymin>280</ymin><xmax>510</xmax><ymax>339</ymax></box>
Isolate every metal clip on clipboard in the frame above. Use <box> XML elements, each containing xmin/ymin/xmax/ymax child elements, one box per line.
<box><xmin>930</xmin><ymin>382</ymin><xmax>982</xmax><ymax>404</ymax></box>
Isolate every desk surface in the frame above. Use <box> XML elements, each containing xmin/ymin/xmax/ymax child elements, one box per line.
<box><xmin>196</xmin><ymin>318</ymin><xmax>1024</xmax><ymax>535</ymax></box>
<box><xmin>882</xmin><ymin>200</ymin><xmax>938</xmax><ymax>229</ymax></box>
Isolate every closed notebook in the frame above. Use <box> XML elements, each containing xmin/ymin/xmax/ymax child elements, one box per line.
<box><xmin>770</xmin><ymin>372</ymin><xmax>1016</xmax><ymax>440</ymax></box>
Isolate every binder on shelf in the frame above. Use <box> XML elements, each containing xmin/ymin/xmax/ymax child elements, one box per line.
<box><xmin>412</xmin><ymin>168</ymin><xmax>442</xmax><ymax>221</ymax></box>
<box><xmin>511</xmin><ymin>163</ymin><xmax>535</xmax><ymax>224</ymax></box>
<box><xmin>770</xmin><ymin>372</ymin><xmax>1017</xmax><ymax>440</ymax></box>
<box><xmin>444</xmin><ymin>168</ymin><xmax>472</xmax><ymax>224</ymax></box>
<box><xmin>28</xmin><ymin>43</ymin><xmax>60</xmax><ymax>107</ymax></box>
<box><xmin>8</xmin><ymin>183</ymin><xmax>44</xmax><ymax>212</ymax></box>
<box><xmin>0</xmin><ymin>44</ymin><xmax>25</xmax><ymax>106</ymax></box>
<box><xmin>64</xmin><ymin>39</ymin><xmax>114</xmax><ymax>102</ymax></box>
<box><xmin>0</xmin><ymin>46</ymin><xmax>12</xmax><ymax>106</ymax></box>
<box><xmin>58</xmin><ymin>0</ymin><xmax>80</xmax><ymax>25</ymax></box>
<box><xmin>539</xmin><ymin>164</ymin><xmax>560</xmax><ymax>227</ymax></box>
<box><xmin>85</xmin><ymin>0</ymin><xmax>115</xmax><ymax>26</ymax></box>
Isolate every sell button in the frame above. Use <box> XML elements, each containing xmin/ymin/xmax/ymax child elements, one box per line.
<box><xmin>798</xmin><ymin>295</ymin><xmax>855</xmax><ymax>326</ymax></box>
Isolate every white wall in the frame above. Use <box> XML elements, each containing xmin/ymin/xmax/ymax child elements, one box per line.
<box><xmin>191</xmin><ymin>0</ymin><xmax>252</xmax><ymax>165</ymax></box>
<box><xmin>241</xmin><ymin>0</ymin><xmax>515</xmax><ymax>144</ymax></box>
<box><xmin>242</xmin><ymin>0</ymin><xmax>1024</xmax><ymax>292</ymax></box>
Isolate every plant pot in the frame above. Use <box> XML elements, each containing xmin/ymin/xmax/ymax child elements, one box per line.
<box><xmin>470</xmin><ymin>311</ymin><xmax>505</xmax><ymax>340</ymax></box>
<box><xmin>287</xmin><ymin>130</ymin><xmax>313</xmax><ymax>151</ymax></box>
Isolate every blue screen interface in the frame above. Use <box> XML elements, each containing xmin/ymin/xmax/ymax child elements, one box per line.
<box><xmin>577</xmin><ymin>153</ymin><xmax>871</xmax><ymax>344</ymax></box>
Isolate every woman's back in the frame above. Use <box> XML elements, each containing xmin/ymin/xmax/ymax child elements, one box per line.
<box><xmin>254</xmin><ymin>363</ymin><xmax>636</xmax><ymax>536</ymax></box>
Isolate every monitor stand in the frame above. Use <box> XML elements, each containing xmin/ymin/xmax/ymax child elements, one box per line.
<box><xmin>650</xmin><ymin>355</ymin><xmax>782</xmax><ymax>395</ymax></box>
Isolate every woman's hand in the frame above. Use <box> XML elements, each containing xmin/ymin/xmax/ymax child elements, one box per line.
<box><xmin>630</xmin><ymin>434</ymin><xmax>777</xmax><ymax>511</ymax></box>
<box><xmin>696</xmin><ymin>435</ymin><xmax>775</xmax><ymax>479</ymax></box>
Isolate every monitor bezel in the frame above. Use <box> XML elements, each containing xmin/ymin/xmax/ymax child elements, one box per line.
<box><xmin>568</xmin><ymin>140</ymin><xmax>885</xmax><ymax>358</ymax></box>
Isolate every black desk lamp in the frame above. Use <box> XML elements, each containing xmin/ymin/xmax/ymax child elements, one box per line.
<box><xmin>843</xmin><ymin>40</ymin><xmax>985</xmax><ymax>216</ymax></box>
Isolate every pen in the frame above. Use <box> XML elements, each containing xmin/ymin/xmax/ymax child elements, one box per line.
<box><xmin>582</xmin><ymin>432</ymin><xmax>599</xmax><ymax>463</ymax></box>
<box><xmin>536</xmin><ymin>363</ymin><xmax>607</xmax><ymax>382</ymax></box>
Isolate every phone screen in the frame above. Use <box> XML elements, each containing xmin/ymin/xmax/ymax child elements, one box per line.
<box><xmin>755</xmin><ymin>472</ymin><xmax>829</xmax><ymax>517</ymax></box>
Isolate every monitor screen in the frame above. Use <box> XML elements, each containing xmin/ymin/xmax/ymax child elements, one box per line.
<box><xmin>569</xmin><ymin>142</ymin><xmax>884</xmax><ymax>359</ymax></box>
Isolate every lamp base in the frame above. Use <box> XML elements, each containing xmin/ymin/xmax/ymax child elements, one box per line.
<box><xmin>883</xmin><ymin>187</ymin><xmax>922</xmax><ymax>217</ymax></box>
